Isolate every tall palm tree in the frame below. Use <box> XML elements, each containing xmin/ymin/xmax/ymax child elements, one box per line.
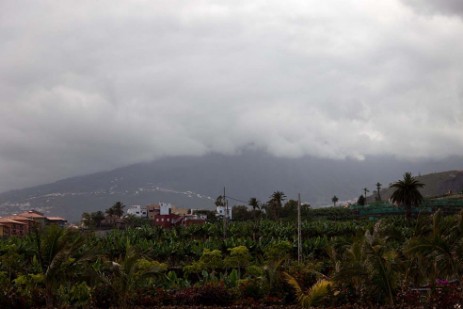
<box><xmin>332</xmin><ymin>195</ymin><xmax>339</xmax><ymax>207</ymax></box>
<box><xmin>248</xmin><ymin>197</ymin><xmax>260</xmax><ymax>219</ymax></box>
<box><xmin>105</xmin><ymin>207</ymin><xmax>115</xmax><ymax>225</ymax></box>
<box><xmin>376</xmin><ymin>182</ymin><xmax>382</xmax><ymax>201</ymax></box>
<box><xmin>111</xmin><ymin>201</ymin><xmax>125</xmax><ymax>217</ymax></box>
<box><xmin>270</xmin><ymin>191</ymin><xmax>287</xmax><ymax>208</ymax></box>
<box><xmin>248</xmin><ymin>197</ymin><xmax>260</xmax><ymax>212</ymax></box>
<box><xmin>390</xmin><ymin>172</ymin><xmax>424</xmax><ymax>220</ymax></box>
<box><xmin>267</xmin><ymin>191</ymin><xmax>286</xmax><ymax>220</ymax></box>
<box><xmin>215</xmin><ymin>195</ymin><xmax>226</xmax><ymax>207</ymax></box>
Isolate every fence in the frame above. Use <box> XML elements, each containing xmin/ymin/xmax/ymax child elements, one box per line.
<box><xmin>351</xmin><ymin>198</ymin><xmax>463</xmax><ymax>217</ymax></box>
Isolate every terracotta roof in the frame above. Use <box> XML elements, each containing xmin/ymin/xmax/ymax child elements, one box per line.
<box><xmin>0</xmin><ymin>218</ymin><xmax>27</xmax><ymax>224</ymax></box>
<box><xmin>9</xmin><ymin>215</ymin><xmax>34</xmax><ymax>222</ymax></box>
<box><xmin>17</xmin><ymin>211</ymin><xmax>46</xmax><ymax>219</ymax></box>
<box><xmin>171</xmin><ymin>207</ymin><xmax>190</xmax><ymax>215</ymax></box>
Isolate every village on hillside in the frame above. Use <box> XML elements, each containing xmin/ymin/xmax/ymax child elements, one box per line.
<box><xmin>80</xmin><ymin>201</ymin><xmax>232</xmax><ymax>230</ymax></box>
<box><xmin>0</xmin><ymin>200</ymin><xmax>233</xmax><ymax>238</ymax></box>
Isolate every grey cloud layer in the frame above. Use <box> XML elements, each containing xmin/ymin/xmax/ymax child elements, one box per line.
<box><xmin>1</xmin><ymin>0</ymin><xmax>463</xmax><ymax>191</ymax></box>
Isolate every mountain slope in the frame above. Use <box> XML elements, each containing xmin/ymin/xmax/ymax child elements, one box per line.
<box><xmin>1</xmin><ymin>151</ymin><xmax>462</xmax><ymax>222</ymax></box>
<box><xmin>374</xmin><ymin>170</ymin><xmax>463</xmax><ymax>202</ymax></box>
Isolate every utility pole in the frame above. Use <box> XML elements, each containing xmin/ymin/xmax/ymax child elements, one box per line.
<box><xmin>297</xmin><ymin>193</ymin><xmax>302</xmax><ymax>263</ymax></box>
<box><xmin>223</xmin><ymin>187</ymin><xmax>227</xmax><ymax>239</ymax></box>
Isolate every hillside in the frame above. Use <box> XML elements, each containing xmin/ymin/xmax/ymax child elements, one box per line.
<box><xmin>0</xmin><ymin>151</ymin><xmax>462</xmax><ymax>222</ymax></box>
<box><xmin>372</xmin><ymin>170</ymin><xmax>463</xmax><ymax>202</ymax></box>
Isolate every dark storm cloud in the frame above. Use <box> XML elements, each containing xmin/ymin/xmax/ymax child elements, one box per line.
<box><xmin>400</xmin><ymin>0</ymin><xmax>463</xmax><ymax>17</ymax></box>
<box><xmin>0</xmin><ymin>0</ymin><xmax>463</xmax><ymax>192</ymax></box>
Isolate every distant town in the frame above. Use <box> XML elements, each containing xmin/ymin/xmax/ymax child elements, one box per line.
<box><xmin>0</xmin><ymin>200</ymin><xmax>233</xmax><ymax>238</ymax></box>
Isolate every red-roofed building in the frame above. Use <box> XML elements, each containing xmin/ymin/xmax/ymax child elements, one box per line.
<box><xmin>8</xmin><ymin>215</ymin><xmax>35</xmax><ymax>234</ymax></box>
<box><xmin>152</xmin><ymin>202</ymin><xmax>206</xmax><ymax>228</ymax></box>
<box><xmin>17</xmin><ymin>210</ymin><xmax>47</xmax><ymax>227</ymax></box>
<box><xmin>0</xmin><ymin>224</ymin><xmax>10</xmax><ymax>238</ymax></box>
<box><xmin>0</xmin><ymin>218</ymin><xmax>27</xmax><ymax>236</ymax></box>
<box><xmin>46</xmin><ymin>216</ymin><xmax>68</xmax><ymax>227</ymax></box>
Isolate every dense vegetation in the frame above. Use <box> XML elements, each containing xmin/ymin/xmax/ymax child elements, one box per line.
<box><xmin>1</xmin><ymin>173</ymin><xmax>461</xmax><ymax>308</ymax></box>
<box><xmin>1</xmin><ymin>208</ymin><xmax>463</xmax><ymax>308</ymax></box>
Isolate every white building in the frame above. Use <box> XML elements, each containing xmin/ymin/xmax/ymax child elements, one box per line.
<box><xmin>126</xmin><ymin>205</ymin><xmax>147</xmax><ymax>218</ymax></box>
<box><xmin>216</xmin><ymin>205</ymin><xmax>232</xmax><ymax>220</ymax></box>
<box><xmin>159</xmin><ymin>202</ymin><xmax>173</xmax><ymax>215</ymax></box>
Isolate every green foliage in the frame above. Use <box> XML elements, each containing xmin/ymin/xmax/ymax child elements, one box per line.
<box><xmin>224</xmin><ymin>245</ymin><xmax>251</xmax><ymax>270</ymax></box>
<box><xmin>285</xmin><ymin>272</ymin><xmax>332</xmax><ymax>308</ymax></box>
<box><xmin>232</xmin><ymin>205</ymin><xmax>253</xmax><ymax>221</ymax></box>
<box><xmin>390</xmin><ymin>172</ymin><xmax>425</xmax><ymax>220</ymax></box>
<box><xmin>8</xmin><ymin>206</ymin><xmax>463</xmax><ymax>307</ymax></box>
<box><xmin>264</xmin><ymin>240</ymin><xmax>292</xmax><ymax>261</ymax></box>
<box><xmin>184</xmin><ymin>248</ymin><xmax>223</xmax><ymax>276</ymax></box>
<box><xmin>308</xmin><ymin>206</ymin><xmax>354</xmax><ymax>221</ymax></box>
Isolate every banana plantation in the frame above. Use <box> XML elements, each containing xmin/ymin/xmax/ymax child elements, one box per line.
<box><xmin>1</xmin><ymin>209</ymin><xmax>463</xmax><ymax>308</ymax></box>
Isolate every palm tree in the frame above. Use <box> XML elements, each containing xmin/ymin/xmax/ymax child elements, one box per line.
<box><xmin>404</xmin><ymin>210</ymin><xmax>463</xmax><ymax>287</ymax></box>
<box><xmin>105</xmin><ymin>207</ymin><xmax>115</xmax><ymax>225</ymax></box>
<box><xmin>248</xmin><ymin>197</ymin><xmax>260</xmax><ymax>219</ymax></box>
<box><xmin>267</xmin><ymin>191</ymin><xmax>286</xmax><ymax>220</ymax></box>
<box><xmin>92</xmin><ymin>211</ymin><xmax>105</xmax><ymax>227</ymax></box>
<box><xmin>390</xmin><ymin>172</ymin><xmax>424</xmax><ymax>220</ymax></box>
<box><xmin>270</xmin><ymin>191</ymin><xmax>287</xmax><ymax>208</ymax></box>
<box><xmin>215</xmin><ymin>195</ymin><xmax>226</xmax><ymax>207</ymax></box>
<box><xmin>32</xmin><ymin>225</ymin><xmax>91</xmax><ymax>308</ymax></box>
<box><xmin>331</xmin><ymin>223</ymin><xmax>398</xmax><ymax>306</ymax></box>
<box><xmin>332</xmin><ymin>195</ymin><xmax>339</xmax><ymax>207</ymax></box>
<box><xmin>376</xmin><ymin>182</ymin><xmax>382</xmax><ymax>201</ymax></box>
<box><xmin>111</xmin><ymin>201</ymin><xmax>125</xmax><ymax>217</ymax></box>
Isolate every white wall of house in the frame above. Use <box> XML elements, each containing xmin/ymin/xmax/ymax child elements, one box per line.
<box><xmin>126</xmin><ymin>205</ymin><xmax>148</xmax><ymax>218</ymax></box>
<box><xmin>216</xmin><ymin>205</ymin><xmax>232</xmax><ymax>220</ymax></box>
<box><xmin>159</xmin><ymin>202</ymin><xmax>172</xmax><ymax>215</ymax></box>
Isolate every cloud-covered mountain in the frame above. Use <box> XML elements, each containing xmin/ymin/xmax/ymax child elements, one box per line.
<box><xmin>0</xmin><ymin>151</ymin><xmax>462</xmax><ymax>222</ymax></box>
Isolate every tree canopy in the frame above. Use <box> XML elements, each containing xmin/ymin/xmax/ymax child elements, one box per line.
<box><xmin>390</xmin><ymin>172</ymin><xmax>424</xmax><ymax>220</ymax></box>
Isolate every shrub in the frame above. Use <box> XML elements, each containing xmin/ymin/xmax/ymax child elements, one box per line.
<box><xmin>239</xmin><ymin>278</ymin><xmax>267</xmax><ymax>301</ymax></box>
<box><xmin>91</xmin><ymin>285</ymin><xmax>117</xmax><ymax>308</ymax></box>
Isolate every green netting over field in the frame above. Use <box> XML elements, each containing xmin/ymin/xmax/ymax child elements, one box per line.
<box><xmin>350</xmin><ymin>198</ymin><xmax>463</xmax><ymax>217</ymax></box>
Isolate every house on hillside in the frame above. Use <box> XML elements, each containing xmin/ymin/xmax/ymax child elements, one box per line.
<box><xmin>146</xmin><ymin>204</ymin><xmax>160</xmax><ymax>220</ymax></box>
<box><xmin>0</xmin><ymin>218</ymin><xmax>27</xmax><ymax>236</ymax></box>
<box><xmin>216</xmin><ymin>205</ymin><xmax>232</xmax><ymax>220</ymax></box>
<box><xmin>8</xmin><ymin>215</ymin><xmax>35</xmax><ymax>233</ymax></box>
<box><xmin>16</xmin><ymin>210</ymin><xmax>47</xmax><ymax>227</ymax></box>
<box><xmin>47</xmin><ymin>216</ymin><xmax>68</xmax><ymax>227</ymax></box>
<box><xmin>182</xmin><ymin>211</ymin><xmax>207</xmax><ymax>226</ymax></box>
<box><xmin>0</xmin><ymin>210</ymin><xmax>69</xmax><ymax>237</ymax></box>
<box><xmin>154</xmin><ymin>202</ymin><xmax>178</xmax><ymax>228</ymax></box>
<box><xmin>153</xmin><ymin>202</ymin><xmax>206</xmax><ymax>228</ymax></box>
<box><xmin>126</xmin><ymin>205</ymin><xmax>148</xmax><ymax>218</ymax></box>
<box><xmin>0</xmin><ymin>223</ymin><xmax>10</xmax><ymax>238</ymax></box>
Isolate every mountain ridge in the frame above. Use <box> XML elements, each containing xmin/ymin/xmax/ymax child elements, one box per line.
<box><xmin>1</xmin><ymin>151</ymin><xmax>462</xmax><ymax>222</ymax></box>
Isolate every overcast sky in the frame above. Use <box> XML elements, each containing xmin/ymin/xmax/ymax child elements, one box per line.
<box><xmin>1</xmin><ymin>0</ymin><xmax>463</xmax><ymax>192</ymax></box>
